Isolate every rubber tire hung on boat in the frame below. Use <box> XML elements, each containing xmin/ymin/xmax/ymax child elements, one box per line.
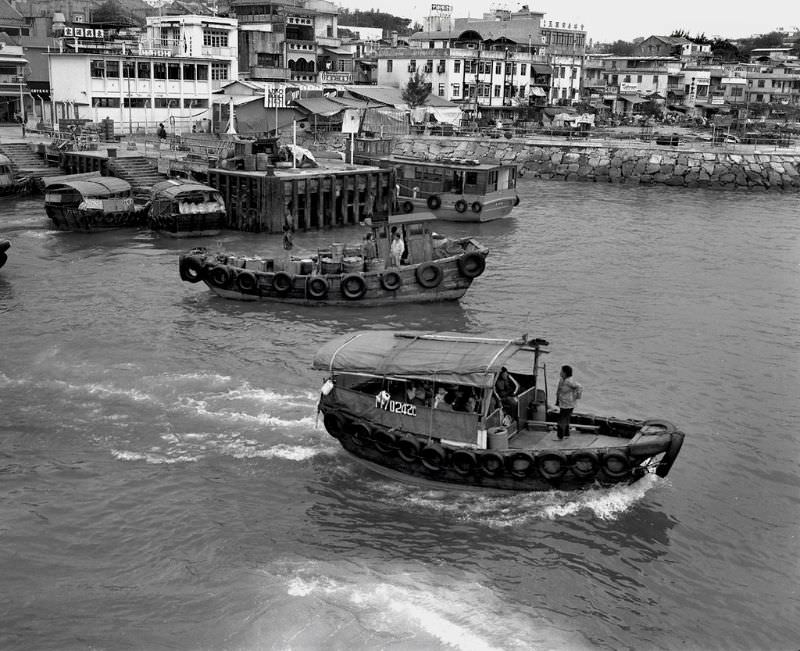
<box><xmin>537</xmin><ymin>452</ymin><xmax>568</xmax><ymax>481</ymax></box>
<box><xmin>402</xmin><ymin>201</ymin><xmax>414</xmax><ymax>213</ymax></box>
<box><xmin>426</xmin><ymin>195</ymin><xmax>441</xmax><ymax>210</ymax></box>
<box><xmin>415</xmin><ymin>262</ymin><xmax>443</xmax><ymax>289</ymax></box>
<box><xmin>180</xmin><ymin>257</ymin><xmax>204</xmax><ymax>283</ymax></box>
<box><xmin>373</xmin><ymin>429</ymin><xmax>396</xmax><ymax>454</ymax></box>
<box><xmin>380</xmin><ymin>270</ymin><xmax>402</xmax><ymax>292</ymax></box>
<box><xmin>451</xmin><ymin>449</ymin><xmax>477</xmax><ymax>475</ymax></box>
<box><xmin>506</xmin><ymin>451</ymin><xmax>536</xmax><ymax>479</ymax></box>
<box><xmin>341</xmin><ymin>273</ymin><xmax>367</xmax><ymax>300</ymax></box>
<box><xmin>272</xmin><ymin>271</ymin><xmax>293</xmax><ymax>295</ymax></box>
<box><xmin>479</xmin><ymin>451</ymin><xmax>504</xmax><ymax>477</ymax></box>
<box><xmin>421</xmin><ymin>444</ymin><xmax>446</xmax><ymax>472</ymax></box>
<box><xmin>457</xmin><ymin>252</ymin><xmax>485</xmax><ymax>279</ymax></box>
<box><xmin>471</xmin><ymin>201</ymin><xmax>483</xmax><ymax>214</ymax></box>
<box><xmin>207</xmin><ymin>265</ymin><xmax>230</xmax><ymax>288</ymax></box>
<box><xmin>513</xmin><ymin>195</ymin><xmax>520</xmax><ymax>206</ymax></box>
<box><xmin>601</xmin><ymin>450</ymin><xmax>630</xmax><ymax>479</ymax></box>
<box><xmin>397</xmin><ymin>434</ymin><xmax>421</xmax><ymax>462</ymax></box>
<box><xmin>569</xmin><ymin>451</ymin><xmax>599</xmax><ymax>479</ymax></box>
<box><xmin>454</xmin><ymin>200</ymin><xmax>467</xmax><ymax>213</ymax></box>
<box><xmin>322</xmin><ymin>412</ymin><xmax>344</xmax><ymax>439</ymax></box>
<box><xmin>307</xmin><ymin>276</ymin><xmax>329</xmax><ymax>300</ymax></box>
<box><xmin>236</xmin><ymin>271</ymin><xmax>257</xmax><ymax>293</ymax></box>
<box><xmin>346</xmin><ymin>421</ymin><xmax>372</xmax><ymax>447</ymax></box>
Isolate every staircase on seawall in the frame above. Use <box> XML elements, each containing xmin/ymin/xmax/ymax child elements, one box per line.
<box><xmin>107</xmin><ymin>156</ymin><xmax>168</xmax><ymax>199</ymax></box>
<box><xmin>0</xmin><ymin>142</ymin><xmax>64</xmax><ymax>181</ymax></box>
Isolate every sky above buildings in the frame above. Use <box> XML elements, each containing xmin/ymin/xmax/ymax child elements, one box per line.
<box><xmin>338</xmin><ymin>0</ymin><xmax>796</xmax><ymax>43</ymax></box>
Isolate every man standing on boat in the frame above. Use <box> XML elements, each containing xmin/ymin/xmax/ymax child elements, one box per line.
<box><xmin>556</xmin><ymin>365</ymin><xmax>583</xmax><ymax>439</ymax></box>
<box><xmin>390</xmin><ymin>230</ymin><xmax>405</xmax><ymax>266</ymax></box>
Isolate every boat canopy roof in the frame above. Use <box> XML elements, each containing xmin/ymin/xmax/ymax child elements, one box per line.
<box><xmin>151</xmin><ymin>179</ymin><xmax>219</xmax><ymax>198</ymax></box>
<box><xmin>313</xmin><ymin>331</ymin><xmax>547</xmax><ymax>388</ymax></box>
<box><xmin>0</xmin><ymin>153</ymin><xmax>12</xmax><ymax>166</ymax></box>
<box><xmin>44</xmin><ymin>177</ymin><xmax>131</xmax><ymax>197</ymax></box>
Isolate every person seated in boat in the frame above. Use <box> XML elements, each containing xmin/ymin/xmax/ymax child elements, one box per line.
<box><xmin>407</xmin><ymin>383</ymin><xmax>427</xmax><ymax>407</ymax></box>
<box><xmin>434</xmin><ymin>387</ymin><xmax>454</xmax><ymax>410</ymax></box>
<box><xmin>495</xmin><ymin>367</ymin><xmax>520</xmax><ymax>419</ymax></box>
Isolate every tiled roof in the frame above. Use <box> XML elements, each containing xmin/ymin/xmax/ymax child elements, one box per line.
<box><xmin>0</xmin><ymin>0</ymin><xmax>24</xmax><ymax>26</ymax></box>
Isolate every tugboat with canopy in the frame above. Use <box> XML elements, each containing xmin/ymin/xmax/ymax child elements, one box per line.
<box><xmin>148</xmin><ymin>179</ymin><xmax>226</xmax><ymax>237</ymax></box>
<box><xmin>179</xmin><ymin>212</ymin><xmax>488</xmax><ymax>306</ymax></box>
<box><xmin>314</xmin><ymin>331</ymin><xmax>685</xmax><ymax>491</ymax></box>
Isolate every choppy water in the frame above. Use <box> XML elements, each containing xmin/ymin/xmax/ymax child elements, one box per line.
<box><xmin>1</xmin><ymin>180</ymin><xmax>798</xmax><ymax>650</ymax></box>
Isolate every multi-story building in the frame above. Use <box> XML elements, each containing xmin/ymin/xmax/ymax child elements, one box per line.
<box><xmin>229</xmin><ymin>0</ymin><xmax>348</xmax><ymax>83</ymax></box>
<box><xmin>709</xmin><ymin>63</ymin><xmax>800</xmax><ymax>109</ymax></box>
<box><xmin>376</xmin><ymin>6</ymin><xmax>562</xmax><ymax>120</ymax></box>
<box><xmin>540</xmin><ymin>19</ymin><xmax>587</xmax><ymax>104</ymax></box>
<box><xmin>634</xmin><ymin>35</ymin><xmax>712</xmax><ymax>64</ymax></box>
<box><xmin>47</xmin><ymin>15</ymin><xmax>238</xmax><ymax>133</ymax></box>
<box><xmin>0</xmin><ymin>43</ymin><xmax>28</xmax><ymax>123</ymax></box>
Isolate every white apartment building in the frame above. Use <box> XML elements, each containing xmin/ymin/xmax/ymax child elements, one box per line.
<box><xmin>48</xmin><ymin>15</ymin><xmax>238</xmax><ymax>132</ymax></box>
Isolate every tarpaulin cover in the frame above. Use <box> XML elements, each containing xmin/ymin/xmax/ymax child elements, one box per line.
<box><xmin>313</xmin><ymin>331</ymin><xmax>541</xmax><ymax>387</ymax></box>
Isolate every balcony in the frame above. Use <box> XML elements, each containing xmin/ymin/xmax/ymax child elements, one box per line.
<box><xmin>201</xmin><ymin>46</ymin><xmax>235</xmax><ymax>59</ymax></box>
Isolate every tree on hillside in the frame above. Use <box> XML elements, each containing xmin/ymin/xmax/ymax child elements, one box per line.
<box><xmin>604</xmin><ymin>40</ymin><xmax>636</xmax><ymax>55</ymax></box>
<box><xmin>401</xmin><ymin>71</ymin><xmax>431</xmax><ymax>109</ymax></box>
<box><xmin>337</xmin><ymin>8</ymin><xmax>413</xmax><ymax>35</ymax></box>
<box><xmin>93</xmin><ymin>0</ymin><xmax>140</xmax><ymax>26</ymax></box>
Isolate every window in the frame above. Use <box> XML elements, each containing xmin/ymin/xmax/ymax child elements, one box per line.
<box><xmin>454</xmin><ymin>60</ymin><xmax>460</xmax><ymax>73</ymax></box>
<box><xmin>168</xmin><ymin>62</ymin><xmax>181</xmax><ymax>79</ymax></box>
<box><xmin>495</xmin><ymin>62</ymin><xmax>501</xmax><ymax>75</ymax></box>
<box><xmin>122</xmin><ymin>60</ymin><xmax>135</xmax><ymax>78</ymax></box>
<box><xmin>184</xmin><ymin>98</ymin><xmax>208</xmax><ymax>108</ymax></box>
<box><xmin>425</xmin><ymin>59</ymin><xmax>433</xmax><ymax>72</ymax></box>
<box><xmin>211</xmin><ymin>62</ymin><xmax>229</xmax><ymax>80</ymax></box>
<box><xmin>637</xmin><ymin>75</ymin><xmax>642</xmax><ymax>82</ymax></box>
<box><xmin>730</xmin><ymin>87</ymin><xmax>743</xmax><ymax>97</ymax></box>
<box><xmin>93</xmin><ymin>97</ymin><xmax>119</xmax><ymax>107</ymax></box>
<box><xmin>386</xmin><ymin>59</ymin><xmax>393</xmax><ymax>72</ymax></box>
<box><xmin>196</xmin><ymin>64</ymin><xmax>208</xmax><ymax>80</ymax></box>
<box><xmin>451</xmin><ymin>83</ymin><xmax>460</xmax><ymax>96</ymax></box>
<box><xmin>755</xmin><ymin>93</ymin><xmax>764</xmax><ymax>102</ymax></box>
<box><xmin>520</xmin><ymin>63</ymin><xmax>526</xmax><ymax>75</ymax></box>
<box><xmin>757</xmin><ymin>79</ymin><xmax>765</xmax><ymax>88</ymax></box>
<box><xmin>429</xmin><ymin>41</ymin><xmax>435</xmax><ymax>48</ymax></box>
<box><xmin>154</xmin><ymin>98</ymin><xmax>176</xmax><ymax>108</ymax></box>
<box><xmin>123</xmin><ymin>97</ymin><xmax>148</xmax><ymax>108</ymax></box>
<box><xmin>183</xmin><ymin>63</ymin><xmax>195</xmax><ymax>80</ymax></box>
<box><xmin>91</xmin><ymin>60</ymin><xmax>105</xmax><ymax>78</ymax></box>
<box><xmin>438</xmin><ymin>83</ymin><xmax>444</xmax><ymax>96</ymax></box>
<box><xmin>203</xmin><ymin>29</ymin><xmax>228</xmax><ymax>47</ymax></box>
<box><xmin>493</xmin><ymin>84</ymin><xmax>500</xmax><ymax>97</ymax></box>
<box><xmin>153</xmin><ymin>62</ymin><xmax>167</xmax><ymax>80</ymax></box>
<box><xmin>138</xmin><ymin>61</ymin><xmax>151</xmax><ymax>79</ymax></box>
<box><xmin>105</xmin><ymin>60</ymin><xmax>119</xmax><ymax>78</ymax></box>
<box><xmin>653</xmin><ymin>75</ymin><xmax>658</xmax><ymax>84</ymax></box>
<box><xmin>623</xmin><ymin>74</ymin><xmax>631</xmax><ymax>82</ymax></box>
<box><xmin>409</xmin><ymin>59</ymin><xmax>416</xmax><ymax>72</ymax></box>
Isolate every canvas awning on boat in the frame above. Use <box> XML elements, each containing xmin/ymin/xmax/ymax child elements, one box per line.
<box><xmin>43</xmin><ymin>177</ymin><xmax>131</xmax><ymax>197</ymax></box>
<box><xmin>313</xmin><ymin>331</ymin><xmax>543</xmax><ymax>387</ymax></box>
<box><xmin>151</xmin><ymin>179</ymin><xmax>218</xmax><ymax>199</ymax></box>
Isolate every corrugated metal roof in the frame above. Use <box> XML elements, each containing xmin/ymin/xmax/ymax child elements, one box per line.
<box><xmin>293</xmin><ymin>97</ymin><xmax>346</xmax><ymax>116</ymax></box>
<box><xmin>0</xmin><ymin>0</ymin><xmax>25</xmax><ymax>25</ymax></box>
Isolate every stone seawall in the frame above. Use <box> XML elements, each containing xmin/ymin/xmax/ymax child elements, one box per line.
<box><xmin>391</xmin><ymin>136</ymin><xmax>800</xmax><ymax>191</ymax></box>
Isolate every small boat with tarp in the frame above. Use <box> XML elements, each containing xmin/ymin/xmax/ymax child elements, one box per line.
<box><xmin>179</xmin><ymin>212</ymin><xmax>488</xmax><ymax>306</ymax></box>
<box><xmin>0</xmin><ymin>153</ymin><xmax>32</xmax><ymax>196</ymax></box>
<box><xmin>43</xmin><ymin>176</ymin><xmax>148</xmax><ymax>231</ymax></box>
<box><xmin>314</xmin><ymin>331</ymin><xmax>685</xmax><ymax>491</ymax></box>
<box><xmin>148</xmin><ymin>179</ymin><xmax>226</xmax><ymax>237</ymax></box>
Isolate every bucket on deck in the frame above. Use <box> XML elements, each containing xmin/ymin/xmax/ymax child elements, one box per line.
<box><xmin>321</xmin><ymin>258</ymin><xmax>341</xmax><ymax>274</ymax></box>
<box><xmin>331</xmin><ymin>243</ymin><xmax>345</xmax><ymax>262</ymax></box>
<box><xmin>487</xmin><ymin>426</ymin><xmax>509</xmax><ymax>450</ymax></box>
<box><xmin>256</xmin><ymin>153</ymin><xmax>270</xmax><ymax>171</ymax></box>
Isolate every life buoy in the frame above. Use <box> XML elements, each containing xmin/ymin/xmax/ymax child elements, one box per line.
<box><xmin>513</xmin><ymin>195</ymin><xmax>520</xmax><ymax>206</ymax></box>
<box><xmin>380</xmin><ymin>271</ymin><xmax>402</xmax><ymax>292</ymax></box>
<box><xmin>457</xmin><ymin>252</ymin><xmax>485</xmax><ymax>279</ymax></box>
<box><xmin>506</xmin><ymin>451</ymin><xmax>535</xmax><ymax>479</ymax></box>
<box><xmin>479</xmin><ymin>451</ymin><xmax>504</xmax><ymax>478</ymax></box>
<box><xmin>415</xmin><ymin>262</ymin><xmax>443</xmax><ymax>289</ymax></box>
<box><xmin>322</xmin><ymin>412</ymin><xmax>344</xmax><ymax>439</ymax></box>
<box><xmin>421</xmin><ymin>444</ymin><xmax>446</xmax><ymax>472</ymax></box>
<box><xmin>207</xmin><ymin>265</ymin><xmax>229</xmax><ymax>288</ymax></box>
<box><xmin>402</xmin><ymin>200</ymin><xmax>414</xmax><ymax>213</ymax></box>
<box><xmin>373</xmin><ymin>429</ymin><xmax>396</xmax><ymax>454</ymax></box>
<box><xmin>340</xmin><ymin>273</ymin><xmax>367</xmax><ymax>300</ymax></box>
<box><xmin>272</xmin><ymin>271</ymin><xmax>293</xmax><ymax>295</ymax></box>
<box><xmin>601</xmin><ymin>450</ymin><xmax>630</xmax><ymax>479</ymax></box>
<box><xmin>471</xmin><ymin>201</ymin><xmax>483</xmax><ymax>213</ymax></box>
<box><xmin>397</xmin><ymin>434</ymin><xmax>421</xmax><ymax>462</ymax></box>
<box><xmin>236</xmin><ymin>271</ymin><xmax>257</xmax><ymax>293</ymax></box>
<box><xmin>347</xmin><ymin>421</ymin><xmax>372</xmax><ymax>447</ymax></box>
<box><xmin>426</xmin><ymin>195</ymin><xmax>441</xmax><ymax>210</ymax></box>
<box><xmin>537</xmin><ymin>452</ymin><xmax>568</xmax><ymax>481</ymax></box>
<box><xmin>307</xmin><ymin>276</ymin><xmax>329</xmax><ymax>300</ymax></box>
<box><xmin>454</xmin><ymin>199</ymin><xmax>467</xmax><ymax>213</ymax></box>
<box><xmin>179</xmin><ymin>257</ymin><xmax>204</xmax><ymax>283</ymax></box>
<box><xmin>451</xmin><ymin>449</ymin><xmax>477</xmax><ymax>476</ymax></box>
<box><xmin>569</xmin><ymin>451</ymin><xmax>599</xmax><ymax>479</ymax></box>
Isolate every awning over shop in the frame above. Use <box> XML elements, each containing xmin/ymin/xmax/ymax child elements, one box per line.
<box><xmin>530</xmin><ymin>87</ymin><xmax>547</xmax><ymax>96</ymax></box>
<box><xmin>618</xmin><ymin>94</ymin><xmax>645</xmax><ymax>104</ymax></box>
<box><xmin>323</xmin><ymin>46</ymin><xmax>353</xmax><ymax>56</ymax></box>
<box><xmin>531</xmin><ymin>64</ymin><xmax>552</xmax><ymax>74</ymax></box>
<box><xmin>293</xmin><ymin>97</ymin><xmax>346</xmax><ymax>117</ymax></box>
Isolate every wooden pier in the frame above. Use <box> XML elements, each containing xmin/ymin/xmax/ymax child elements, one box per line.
<box><xmin>207</xmin><ymin>165</ymin><xmax>396</xmax><ymax>233</ymax></box>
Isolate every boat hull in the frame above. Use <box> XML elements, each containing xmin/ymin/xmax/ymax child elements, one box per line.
<box><xmin>398</xmin><ymin>192</ymin><xmax>518</xmax><ymax>223</ymax></box>
<box><xmin>44</xmin><ymin>205</ymin><xmax>148</xmax><ymax>231</ymax></box>
<box><xmin>179</xmin><ymin>241</ymin><xmax>488</xmax><ymax>306</ymax></box>
<box><xmin>149</xmin><ymin>211</ymin><xmax>226</xmax><ymax>238</ymax></box>
<box><xmin>318</xmin><ymin>403</ymin><xmax>684</xmax><ymax>492</ymax></box>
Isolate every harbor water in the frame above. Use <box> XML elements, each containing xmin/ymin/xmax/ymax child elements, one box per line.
<box><xmin>1</xmin><ymin>179</ymin><xmax>798</xmax><ymax>650</ymax></box>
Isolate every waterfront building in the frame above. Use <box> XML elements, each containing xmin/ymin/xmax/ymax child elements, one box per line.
<box><xmin>634</xmin><ymin>35</ymin><xmax>713</xmax><ymax>65</ymax></box>
<box><xmin>540</xmin><ymin>19</ymin><xmax>587</xmax><ymax>105</ymax></box>
<box><xmin>228</xmin><ymin>0</ymin><xmax>353</xmax><ymax>83</ymax></box>
<box><xmin>0</xmin><ymin>42</ymin><xmax>28</xmax><ymax>123</ymax></box>
<box><xmin>47</xmin><ymin>14</ymin><xmax>238</xmax><ymax>134</ymax></box>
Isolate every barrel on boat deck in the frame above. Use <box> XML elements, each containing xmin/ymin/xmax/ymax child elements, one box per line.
<box><xmin>331</xmin><ymin>243</ymin><xmax>344</xmax><ymax>262</ymax></box>
<box><xmin>487</xmin><ymin>427</ymin><xmax>508</xmax><ymax>450</ymax></box>
<box><xmin>299</xmin><ymin>258</ymin><xmax>314</xmax><ymax>274</ymax></box>
<box><xmin>342</xmin><ymin>256</ymin><xmax>363</xmax><ymax>273</ymax></box>
<box><xmin>366</xmin><ymin>258</ymin><xmax>385</xmax><ymax>272</ymax></box>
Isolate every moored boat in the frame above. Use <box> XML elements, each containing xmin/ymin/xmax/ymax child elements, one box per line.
<box><xmin>43</xmin><ymin>176</ymin><xmax>148</xmax><ymax>231</ymax></box>
<box><xmin>179</xmin><ymin>212</ymin><xmax>488</xmax><ymax>306</ymax></box>
<box><xmin>379</xmin><ymin>154</ymin><xmax>519</xmax><ymax>223</ymax></box>
<box><xmin>148</xmin><ymin>179</ymin><xmax>226</xmax><ymax>237</ymax></box>
<box><xmin>314</xmin><ymin>331</ymin><xmax>685</xmax><ymax>491</ymax></box>
<box><xmin>0</xmin><ymin>154</ymin><xmax>32</xmax><ymax>196</ymax></box>
<box><xmin>0</xmin><ymin>239</ymin><xmax>10</xmax><ymax>269</ymax></box>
